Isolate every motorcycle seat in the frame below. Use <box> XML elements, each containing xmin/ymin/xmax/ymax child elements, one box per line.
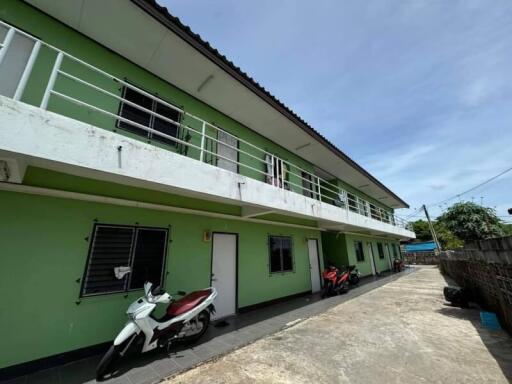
<box><xmin>167</xmin><ymin>289</ymin><xmax>212</xmax><ymax>317</ymax></box>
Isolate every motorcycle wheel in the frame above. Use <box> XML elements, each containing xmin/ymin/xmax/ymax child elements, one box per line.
<box><xmin>350</xmin><ymin>275</ymin><xmax>360</xmax><ymax>285</ymax></box>
<box><xmin>182</xmin><ymin>310</ymin><xmax>210</xmax><ymax>343</ymax></box>
<box><xmin>96</xmin><ymin>345</ymin><xmax>120</xmax><ymax>381</ymax></box>
<box><xmin>321</xmin><ymin>282</ymin><xmax>332</xmax><ymax>298</ymax></box>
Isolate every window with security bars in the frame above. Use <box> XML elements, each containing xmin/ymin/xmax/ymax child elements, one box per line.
<box><xmin>269</xmin><ymin>236</ymin><xmax>294</xmax><ymax>273</ymax></box>
<box><xmin>118</xmin><ymin>86</ymin><xmax>181</xmax><ymax>146</ymax></box>
<box><xmin>347</xmin><ymin>193</ymin><xmax>358</xmax><ymax>213</ymax></box>
<box><xmin>81</xmin><ymin>224</ymin><xmax>168</xmax><ymax>296</ymax></box>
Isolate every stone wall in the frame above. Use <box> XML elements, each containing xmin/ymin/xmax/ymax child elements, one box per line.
<box><xmin>440</xmin><ymin>236</ymin><xmax>512</xmax><ymax>333</ymax></box>
<box><xmin>404</xmin><ymin>251</ymin><xmax>439</xmax><ymax>265</ymax></box>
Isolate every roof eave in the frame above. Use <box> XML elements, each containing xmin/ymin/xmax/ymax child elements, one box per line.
<box><xmin>132</xmin><ymin>0</ymin><xmax>410</xmax><ymax>209</ymax></box>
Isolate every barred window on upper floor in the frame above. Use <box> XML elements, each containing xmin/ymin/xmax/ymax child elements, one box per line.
<box><xmin>118</xmin><ymin>86</ymin><xmax>181</xmax><ymax>146</ymax></box>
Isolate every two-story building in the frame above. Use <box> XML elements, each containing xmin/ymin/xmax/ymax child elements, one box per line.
<box><xmin>0</xmin><ymin>0</ymin><xmax>415</xmax><ymax>374</ymax></box>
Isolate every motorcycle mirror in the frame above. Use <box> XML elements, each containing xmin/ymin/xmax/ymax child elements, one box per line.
<box><xmin>177</xmin><ymin>290</ymin><xmax>186</xmax><ymax>296</ymax></box>
<box><xmin>151</xmin><ymin>285</ymin><xmax>162</xmax><ymax>296</ymax></box>
<box><xmin>144</xmin><ymin>282</ymin><xmax>153</xmax><ymax>297</ymax></box>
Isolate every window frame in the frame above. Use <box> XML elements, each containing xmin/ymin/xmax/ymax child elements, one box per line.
<box><xmin>354</xmin><ymin>240</ymin><xmax>365</xmax><ymax>262</ymax></box>
<box><xmin>216</xmin><ymin>127</ymin><xmax>240</xmax><ymax>174</ymax></box>
<box><xmin>117</xmin><ymin>85</ymin><xmax>182</xmax><ymax>146</ymax></box>
<box><xmin>80</xmin><ymin>223</ymin><xmax>169</xmax><ymax>298</ymax></box>
<box><xmin>268</xmin><ymin>235</ymin><xmax>294</xmax><ymax>274</ymax></box>
<box><xmin>377</xmin><ymin>242</ymin><xmax>385</xmax><ymax>259</ymax></box>
<box><xmin>347</xmin><ymin>193</ymin><xmax>358</xmax><ymax>213</ymax></box>
<box><xmin>301</xmin><ymin>171</ymin><xmax>318</xmax><ymax>199</ymax></box>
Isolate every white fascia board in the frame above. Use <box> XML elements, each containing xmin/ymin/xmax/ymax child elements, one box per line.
<box><xmin>0</xmin><ymin>96</ymin><xmax>415</xmax><ymax>239</ymax></box>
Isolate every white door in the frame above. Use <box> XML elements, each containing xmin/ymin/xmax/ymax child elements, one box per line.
<box><xmin>211</xmin><ymin>233</ymin><xmax>237</xmax><ymax>319</ymax></box>
<box><xmin>217</xmin><ymin>130</ymin><xmax>238</xmax><ymax>173</ymax></box>
<box><xmin>367</xmin><ymin>242</ymin><xmax>377</xmax><ymax>275</ymax></box>
<box><xmin>307</xmin><ymin>239</ymin><xmax>321</xmax><ymax>292</ymax></box>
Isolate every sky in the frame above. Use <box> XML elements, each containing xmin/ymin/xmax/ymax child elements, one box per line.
<box><xmin>162</xmin><ymin>0</ymin><xmax>512</xmax><ymax>222</ymax></box>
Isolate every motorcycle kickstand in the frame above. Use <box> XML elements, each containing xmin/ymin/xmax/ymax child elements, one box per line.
<box><xmin>165</xmin><ymin>335</ymin><xmax>178</xmax><ymax>355</ymax></box>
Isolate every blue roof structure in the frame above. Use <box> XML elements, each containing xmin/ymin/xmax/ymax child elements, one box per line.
<box><xmin>404</xmin><ymin>241</ymin><xmax>437</xmax><ymax>252</ymax></box>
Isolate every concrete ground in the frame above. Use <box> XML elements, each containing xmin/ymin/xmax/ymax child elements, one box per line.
<box><xmin>1</xmin><ymin>269</ymin><xmax>406</xmax><ymax>384</ymax></box>
<box><xmin>166</xmin><ymin>266</ymin><xmax>512</xmax><ymax>384</ymax></box>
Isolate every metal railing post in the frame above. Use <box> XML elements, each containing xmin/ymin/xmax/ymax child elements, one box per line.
<box><xmin>40</xmin><ymin>51</ymin><xmax>63</xmax><ymax>109</ymax></box>
<box><xmin>317</xmin><ymin>176</ymin><xmax>322</xmax><ymax>202</ymax></box>
<box><xmin>280</xmin><ymin>159</ymin><xmax>285</xmax><ymax>188</ymax></box>
<box><xmin>270</xmin><ymin>155</ymin><xmax>274</xmax><ymax>185</ymax></box>
<box><xmin>14</xmin><ymin>41</ymin><xmax>41</xmax><ymax>101</ymax></box>
<box><xmin>199</xmin><ymin>121</ymin><xmax>206</xmax><ymax>162</ymax></box>
<box><xmin>0</xmin><ymin>28</ymin><xmax>15</xmax><ymax>67</ymax></box>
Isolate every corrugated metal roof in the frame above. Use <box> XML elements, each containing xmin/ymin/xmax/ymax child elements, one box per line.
<box><xmin>405</xmin><ymin>241</ymin><xmax>437</xmax><ymax>252</ymax></box>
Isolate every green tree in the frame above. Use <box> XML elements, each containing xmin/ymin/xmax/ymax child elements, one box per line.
<box><xmin>434</xmin><ymin>221</ymin><xmax>464</xmax><ymax>249</ymax></box>
<box><xmin>501</xmin><ymin>223</ymin><xmax>512</xmax><ymax>236</ymax></box>
<box><xmin>410</xmin><ymin>219</ymin><xmax>463</xmax><ymax>249</ymax></box>
<box><xmin>437</xmin><ymin>202</ymin><xmax>504</xmax><ymax>241</ymax></box>
<box><xmin>411</xmin><ymin>220</ymin><xmax>431</xmax><ymax>241</ymax></box>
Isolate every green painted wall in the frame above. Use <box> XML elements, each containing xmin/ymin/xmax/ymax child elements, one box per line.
<box><xmin>0</xmin><ymin>1</ymin><xmax>394</xmax><ymax>210</ymax></box>
<box><xmin>321</xmin><ymin>232</ymin><xmax>400</xmax><ymax>277</ymax></box>
<box><xmin>320</xmin><ymin>232</ymin><xmax>349</xmax><ymax>267</ymax></box>
<box><xmin>0</xmin><ymin>186</ymin><xmax>322</xmax><ymax>369</ymax></box>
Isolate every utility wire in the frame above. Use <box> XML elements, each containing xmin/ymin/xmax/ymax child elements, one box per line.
<box><xmin>400</xmin><ymin>165</ymin><xmax>512</xmax><ymax>221</ymax></box>
<box><xmin>424</xmin><ymin>166</ymin><xmax>512</xmax><ymax>209</ymax></box>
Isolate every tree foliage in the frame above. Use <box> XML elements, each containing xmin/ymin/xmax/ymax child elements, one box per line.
<box><xmin>411</xmin><ymin>219</ymin><xmax>463</xmax><ymax>249</ymax></box>
<box><xmin>437</xmin><ymin>202</ymin><xmax>504</xmax><ymax>242</ymax></box>
<box><xmin>501</xmin><ymin>223</ymin><xmax>512</xmax><ymax>236</ymax></box>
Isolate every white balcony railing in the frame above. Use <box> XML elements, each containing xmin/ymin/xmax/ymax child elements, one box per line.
<box><xmin>0</xmin><ymin>20</ymin><xmax>410</xmax><ymax>230</ymax></box>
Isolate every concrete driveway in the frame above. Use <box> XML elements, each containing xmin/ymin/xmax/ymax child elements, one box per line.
<box><xmin>166</xmin><ymin>266</ymin><xmax>512</xmax><ymax>384</ymax></box>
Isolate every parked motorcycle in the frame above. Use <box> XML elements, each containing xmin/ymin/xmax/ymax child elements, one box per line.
<box><xmin>96</xmin><ymin>282</ymin><xmax>217</xmax><ymax>380</ymax></box>
<box><xmin>321</xmin><ymin>264</ymin><xmax>360</xmax><ymax>298</ymax></box>
<box><xmin>393</xmin><ymin>258</ymin><xmax>404</xmax><ymax>272</ymax></box>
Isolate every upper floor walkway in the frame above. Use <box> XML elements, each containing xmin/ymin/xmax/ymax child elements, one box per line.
<box><xmin>0</xmin><ymin>19</ymin><xmax>415</xmax><ymax>239</ymax></box>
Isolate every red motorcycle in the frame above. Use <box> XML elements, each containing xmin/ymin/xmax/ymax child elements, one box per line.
<box><xmin>321</xmin><ymin>264</ymin><xmax>360</xmax><ymax>298</ymax></box>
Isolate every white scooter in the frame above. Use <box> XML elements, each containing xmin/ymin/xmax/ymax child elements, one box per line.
<box><xmin>96</xmin><ymin>282</ymin><xmax>217</xmax><ymax>380</ymax></box>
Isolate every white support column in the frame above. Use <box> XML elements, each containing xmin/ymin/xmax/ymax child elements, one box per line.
<box><xmin>14</xmin><ymin>41</ymin><xmax>41</xmax><ymax>101</ymax></box>
<box><xmin>40</xmin><ymin>51</ymin><xmax>63</xmax><ymax>109</ymax></box>
<box><xmin>0</xmin><ymin>28</ymin><xmax>15</xmax><ymax>66</ymax></box>
<box><xmin>199</xmin><ymin>121</ymin><xmax>206</xmax><ymax>162</ymax></box>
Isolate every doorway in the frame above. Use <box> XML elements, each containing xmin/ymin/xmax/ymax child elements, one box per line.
<box><xmin>211</xmin><ymin>233</ymin><xmax>237</xmax><ymax>319</ymax></box>
<box><xmin>217</xmin><ymin>130</ymin><xmax>238</xmax><ymax>173</ymax></box>
<box><xmin>307</xmin><ymin>239</ymin><xmax>321</xmax><ymax>292</ymax></box>
<box><xmin>385</xmin><ymin>243</ymin><xmax>393</xmax><ymax>270</ymax></box>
